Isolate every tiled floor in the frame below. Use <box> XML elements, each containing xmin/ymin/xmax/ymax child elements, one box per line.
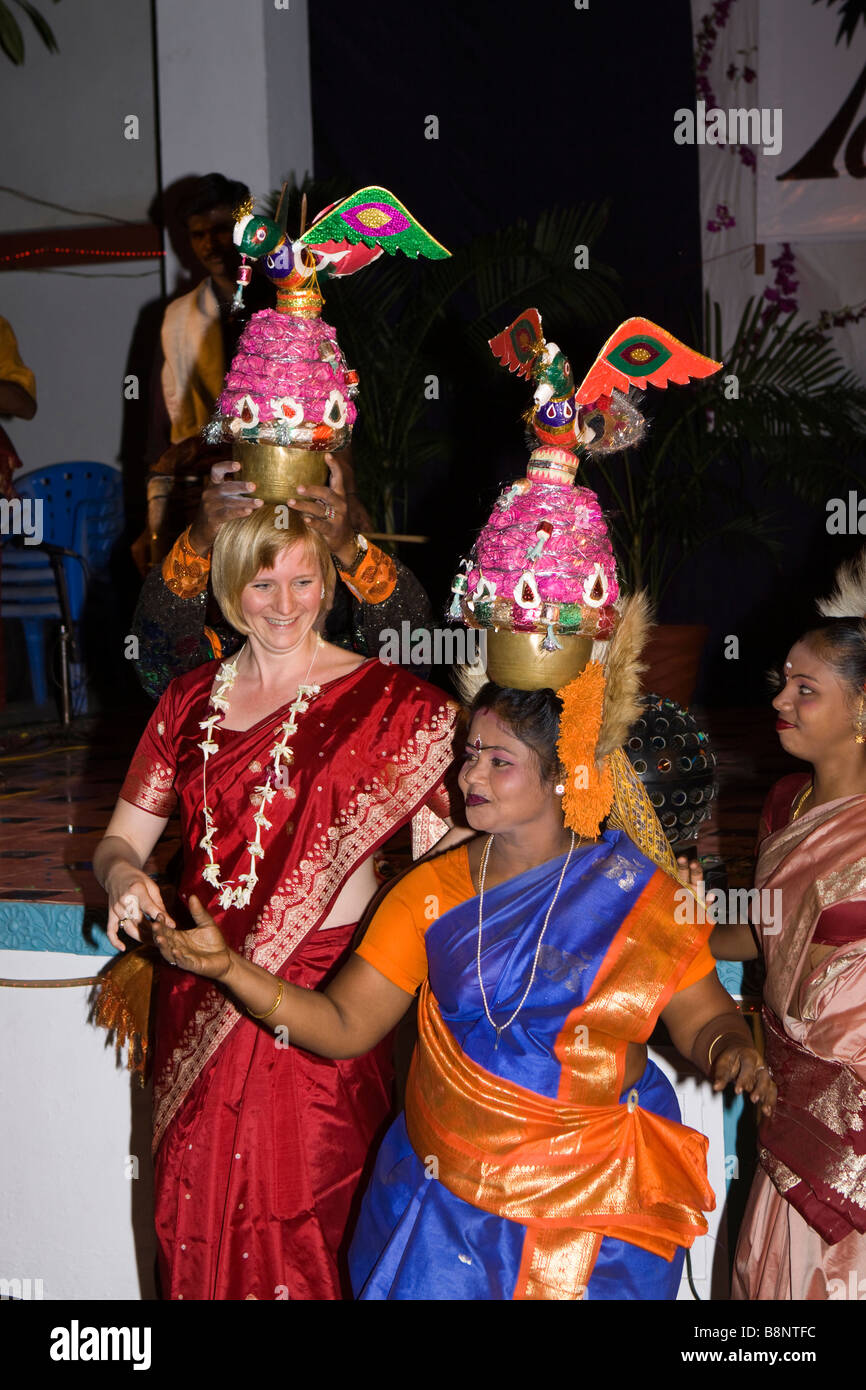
<box><xmin>0</xmin><ymin>699</ymin><xmax>797</xmax><ymax>913</ymax></box>
<box><xmin>0</xmin><ymin>711</ymin><xmax>181</xmax><ymax>909</ymax></box>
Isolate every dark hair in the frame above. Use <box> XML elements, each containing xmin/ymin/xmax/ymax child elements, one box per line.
<box><xmin>800</xmin><ymin>619</ymin><xmax>866</xmax><ymax>704</ymax></box>
<box><xmin>468</xmin><ymin>682</ymin><xmax>563</xmax><ymax>783</ymax></box>
<box><xmin>178</xmin><ymin>174</ymin><xmax>251</xmax><ymax>226</ymax></box>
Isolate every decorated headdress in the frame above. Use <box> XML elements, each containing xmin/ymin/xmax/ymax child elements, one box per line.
<box><xmin>452</xmin><ymin>308</ymin><xmax>722</xmax><ymax>858</ymax></box>
<box><xmin>205</xmin><ymin>186</ymin><xmax>449</xmax><ymax>500</ymax></box>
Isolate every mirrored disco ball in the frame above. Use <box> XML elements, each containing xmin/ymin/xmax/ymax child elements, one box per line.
<box><xmin>625</xmin><ymin>693</ymin><xmax>717</xmax><ymax>846</ymax></box>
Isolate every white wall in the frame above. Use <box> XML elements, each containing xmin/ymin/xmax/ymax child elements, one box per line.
<box><xmin>0</xmin><ymin>0</ymin><xmax>313</xmax><ymax>1297</ymax></box>
<box><xmin>2</xmin><ymin>0</ymin><xmax>314</xmax><ymax>474</ymax></box>
<box><xmin>0</xmin><ymin>0</ymin><xmax>160</xmax><ymax>473</ymax></box>
<box><xmin>155</xmin><ymin>0</ymin><xmax>313</xmax><ymax>292</ymax></box>
<box><xmin>0</xmin><ymin>950</ymin><xmax>156</xmax><ymax>1300</ymax></box>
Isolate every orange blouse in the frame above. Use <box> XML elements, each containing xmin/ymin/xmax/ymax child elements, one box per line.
<box><xmin>357</xmin><ymin>845</ymin><xmax>716</xmax><ymax>997</ymax></box>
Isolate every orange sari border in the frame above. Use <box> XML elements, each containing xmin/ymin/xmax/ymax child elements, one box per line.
<box><xmin>515</xmin><ymin>865</ymin><xmax>714</xmax><ymax>1297</ymax></box>
<box><xmin>405</xmin><ymin>984</ymin><xmax>713</xmax><ymax>1280</ymax></box>
<box><xmin>555</xmin><ymin>867</ymin><xmax>710</xmax><ymax>1109</ymax></box>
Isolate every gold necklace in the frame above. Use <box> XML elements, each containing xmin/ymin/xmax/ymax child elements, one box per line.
<box><xmin>791</xmin><ymin>781</ymin><xmax>813</xmax><ymax>821</ymax></box>
<box><xmin>475</xmin><ymin>832</ymin><xmax>575</xmax><ymax>1049</ymax></box>
<box><xmin>198</xmin><ymin>637</ymin><xmax>322</xmax><ymax>910</ymax></box>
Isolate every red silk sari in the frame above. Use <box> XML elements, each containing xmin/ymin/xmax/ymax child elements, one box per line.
<box><xmin>120</xmin><ymin>657</ymin><xmax>456</xmax><ymax>1300</ymax></box>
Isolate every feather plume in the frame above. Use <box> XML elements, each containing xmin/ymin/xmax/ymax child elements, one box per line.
<box><xmin>557</xmin><ymin>662</ymin><xmax>614</xmax><ymax>835</ymax></box>
<box><xmin>817</xmin><ymin>549</ymin><xmax>866</xmax><ymax>620</ymax></box>
<box><xmin>597</xmin><ymin>591</ymin><xmax>653</xmax><ymax>758</ymax></box>
<box><xmin>451</xmin><ymin>647</ymin><xmax>490</xmax><ymax>705</ymax></box>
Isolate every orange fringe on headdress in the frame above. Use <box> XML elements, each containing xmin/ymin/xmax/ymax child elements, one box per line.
<box><xmin>556</xmin><ymin>661</ymin><xmax>614</xmax><ymax>839</ymax></box>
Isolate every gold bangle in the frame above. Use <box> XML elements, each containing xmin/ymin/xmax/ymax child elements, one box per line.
<box><xmin>707</xmin><ymin>1032</ymin><xmax>728</xmax><ymax>1068</ymax></box>
<box><xmin>247</xmin><ymin>979</ymin><xmax>284</xmax><ymax>1021</ymax></box>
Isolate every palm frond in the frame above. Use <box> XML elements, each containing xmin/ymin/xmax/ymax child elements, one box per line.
<box><xmin>580</xmin><ymin>294</ymin><xmax>866</xmax><ymax>603</ymax></box>
<box><xmin>1</xmin><ymin>0</ymin><xmax>59</xmax><ymax>62</ymax></box>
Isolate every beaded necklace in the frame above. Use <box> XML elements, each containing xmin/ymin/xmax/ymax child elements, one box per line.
<box><xmin>198</xmin><ymin>637</ymin><xmax>322</xmax><ymax>909</ymax></box>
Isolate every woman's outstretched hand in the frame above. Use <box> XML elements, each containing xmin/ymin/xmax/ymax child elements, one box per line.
<box><xmin>151</xmin><ymin>895</ymin><xmax>234</xmax><ymax>981</ymax></box>
<box><xmin>711</xmin><ymin>1042</ymin><xmax>777</xmax><ymax>1119</ymax></box>
<box><xmin>106</xmin><ymin>865</ymin><xmax>174</xmax><ymax>949</ymax></box>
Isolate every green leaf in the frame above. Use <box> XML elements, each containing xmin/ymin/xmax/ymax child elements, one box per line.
<box><xmin>0</xmin><ymin>3</ymin><xmax>25</xmax><ymax>61</ymax></box>
<box><xmin>617</xmin><ymin>294</ymin><xmax>866</xmax><ymax>600</ymax></box>
<box><xmin>11</xmin><ymin>0</ymin><xmax>58</xmax><ymax>51</ymax></box>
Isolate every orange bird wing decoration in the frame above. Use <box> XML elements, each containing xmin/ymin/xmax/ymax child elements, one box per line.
<box><xmin>488</xmin><ymin>308</ymin><xmax>545</xmax><ymax>381</ymax></box>
<box><xmin>575</xmin><ymin>317</ymin><xmax>723</xmax><ymax>405</ymax></box>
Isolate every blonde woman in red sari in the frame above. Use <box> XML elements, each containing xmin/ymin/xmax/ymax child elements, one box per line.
<box><xmin>714</xmin><ymin>554</ymin><xmax>866</xmax><ymax>1300</ymax></box>
<box><xmin>94</xmin><ymin>504</ymin><xmax>457</xmax><ymax>1301</ymax></box>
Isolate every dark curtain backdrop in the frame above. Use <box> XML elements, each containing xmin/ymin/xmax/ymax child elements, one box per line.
<box><xmin>309</xmin><ymin>0</ymin><xmax>701</xmax><ymax>310</ymax></box>
<box><xmin>307</xmin><ymin>0</ymin><xmax>862</xmax><ymax>703</ymax></box>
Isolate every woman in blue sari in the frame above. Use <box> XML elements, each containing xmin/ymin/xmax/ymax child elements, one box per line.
<box><xmin>149</xmin><ymin>682</ymin><xmax>774</xmax><ymax>1300</ymax></box>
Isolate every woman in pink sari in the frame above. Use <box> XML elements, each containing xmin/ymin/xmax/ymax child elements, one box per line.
<box><xmin>716</xmin><ymin>553</ymin><xmax>866</xmax><ymax>1299</ymax></box>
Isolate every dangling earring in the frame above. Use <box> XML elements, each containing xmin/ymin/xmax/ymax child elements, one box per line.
<box><xmin>856</xmin><ymin>694</ymin><xmax>866</xmax><ymax>745</ymax></box>
<box><xmin>320</xmin><ymin>586</ymin><xmax>326</xmax><ymax>599</ymax></box>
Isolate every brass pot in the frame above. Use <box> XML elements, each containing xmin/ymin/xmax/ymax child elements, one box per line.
<box><xmin>232</xmin><ymin>442</ymin><xmax>329</xmax><ymax>505</ymax></box>
<box><xmin>485</xmin><ymin>630</ymin><xmax>594</xmax><ymax>691</ymax></box>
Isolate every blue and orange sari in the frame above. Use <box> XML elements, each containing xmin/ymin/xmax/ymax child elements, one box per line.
<box><xmin>350</xmin><ymin>832</ymin><xmax>715</xmax><ymax>1300</ymax></box>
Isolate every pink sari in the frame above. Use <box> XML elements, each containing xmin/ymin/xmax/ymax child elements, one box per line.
<box><xmin>732</xmin><ymin>786</ymin><xmax>866</xmax><ymax>1300</ymax></box>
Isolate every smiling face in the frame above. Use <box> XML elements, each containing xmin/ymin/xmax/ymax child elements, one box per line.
<box><xmin>238</xmin><ymin>543</ymin><xmax>325</xmax><ymax>656</ymax></box>
<box><xmin>772</xmin><ymin>638</ymin><xmax>859</xmax><ymax>764</ymax></box>
<box><xmin>458</xmin><ymin>709</ymin><xmax>559</xmax><ymax>835</ymax></box>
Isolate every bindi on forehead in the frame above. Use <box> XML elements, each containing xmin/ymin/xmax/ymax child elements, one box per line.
<box><xmin>469</xmin><ymin>711</ymin><xmax>525</xmax><ymax>754</ymax></box>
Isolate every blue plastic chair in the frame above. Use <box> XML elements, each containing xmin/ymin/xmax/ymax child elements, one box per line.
<box><xmin>1</xmin><ymin>462</ymin><xmax>123</xmax><ymax>706</ymax></box>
